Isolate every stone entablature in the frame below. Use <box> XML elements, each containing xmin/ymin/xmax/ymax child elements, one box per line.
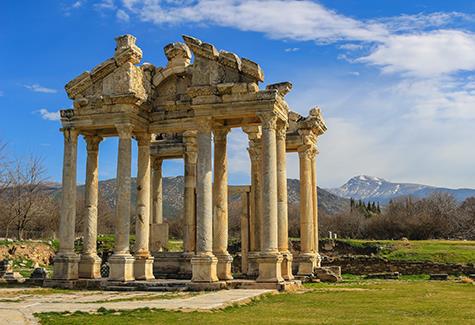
<box><xmin>54</xmin><ymin>34</ymin><xmax>326</xmax><ymax>288</ymax></box>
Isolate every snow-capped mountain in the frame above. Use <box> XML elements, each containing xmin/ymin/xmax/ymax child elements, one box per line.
<box><xmin>327</xmin><ymin>175</ymin><xmax>475</xmax><ymax>203</ymax></box>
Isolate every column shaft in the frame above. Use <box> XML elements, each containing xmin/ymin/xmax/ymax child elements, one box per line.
<box><xmin>191</xmin><ymin>120</ymin><xmax>218</xmax><ymax>283</ymax></box>
<box><xmin>212</xmin><ymin>127</ymin><xmax>232</xmax><ymax>280</ymax></box>
<box><xmin>240</xmin><ymin>191</ymin><xmax>250</xmax><ymax>275</ymax></box>
<box><xmin>79</xmin><ymin>135</ymin><xmax>102</xmax><ymax>279</ymax></box>
<box><xmin>311</xmin><ymin>154</ymin><xmax>320</xmax><ymax>265</ymax></box>
<box><xmin>152</xmin><ymin>158</ymin><xmax>163</xmax><ymax>224</ymax></box>
<box><xmin>53</xmin><ymin>128</ymin><xmax>80</xmax><ymax>280</ymax></box>
<box><xmin>183</xmin><ymin>131</ymin><xmax>197</xmax><ymax>255</ymax></box>
<box><xmin>256</xmin><ymin>113</ymin><xmax>283</xmax><ymax>283</ymax></box>
<box><xmin>109</xmin><ymin>124</ymin><xmax>134</xmax><ymax>281</ymax></box>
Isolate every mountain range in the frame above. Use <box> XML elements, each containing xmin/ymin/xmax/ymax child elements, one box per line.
<box><xmin>327</xmin><ymin>175</ymin><xmax>475</xmax><ymax>203</ymax></box>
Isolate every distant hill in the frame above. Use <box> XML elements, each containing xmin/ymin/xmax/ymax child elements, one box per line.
<box><xmin>328</xmin><ymin>175</ymin><xmax>475</xmax><ymax>203</ymax></box>
<box><xmin>64</xmin><ymin>176</ymin><xmax>349</xmax><ymax>218</ymax></box>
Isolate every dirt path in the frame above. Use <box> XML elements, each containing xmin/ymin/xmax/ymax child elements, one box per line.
<box><xmin>0</xmin><ymin>288</ymin><xmax>273</xmax><ymax>324</ymax></box>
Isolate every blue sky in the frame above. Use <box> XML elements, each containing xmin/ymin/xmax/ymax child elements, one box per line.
<box><xmin>2</xmin><ymin>1</ymin><xmax>475</xmax><ymax>188</ymax></box>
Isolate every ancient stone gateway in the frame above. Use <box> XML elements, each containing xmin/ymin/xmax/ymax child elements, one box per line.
<box><xmin>52</xmin><ymin>34</ymin><xmax>326</xmax><ymax>290</ymax></box>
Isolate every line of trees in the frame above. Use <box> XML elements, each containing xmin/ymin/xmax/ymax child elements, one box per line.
<box><xmin>319</xmin><ymin>193</ymin><xmax>475</xmax><ymax>240</ymax></box>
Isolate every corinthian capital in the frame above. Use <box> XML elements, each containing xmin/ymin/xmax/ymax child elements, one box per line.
<box><xmin>62</xmin><ymin>127</ymin><xmax>79</xmax><ymax>144</ymax></box>
<box><xmin>84</xmin><ymin>135</ymin><xmax>103</xmax><ymax>152</ymax></box>
<box><xmin>275</xmin><ymin>120</ymin><xmax>288</xmax><ymax>140</ymax></box>
<box><xmin>115</xmin><ymin>123</ymin><xmax>134</xmax><ymax>139</ymax></box>
<box><xmin>135</xmin><ymin>132</ymin><xmax>152</xmax><ymax>146</ymax></box>
<box><xmin>298</xmin><ymin>144</ymin><xmax>317</xmax><ymax>160</ymax></box>
<box><xmin>213</xmin><ymin>127</ymin><xmax>230</xmax><ymax>143</ymax></box>
<box><xmin>258</xmin><ymin>112</ymin><xmax>278</xmax><ymax>131</ymax></box>
<box><xmin>195</xmin><ymin>117</ymin><xmax>213</xmax><ymax>132</ymax></box>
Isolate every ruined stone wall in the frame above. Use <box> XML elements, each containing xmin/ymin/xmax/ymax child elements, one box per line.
<box><xmin>322</xmin><ymin>255</ymin><xmax>475</xmax><ymax>275</ymax></box>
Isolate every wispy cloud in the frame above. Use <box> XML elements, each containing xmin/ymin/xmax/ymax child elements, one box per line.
<box><xmin>95</xmin><ymin>0</ymin><xmax>115</xmax><ymax>10</ymax></box>
<box><xmin>24</xmin><ymin>84</ymin><xmax>57</xmax><ymax>94</ymax></box>
<box><xmin>116</xmin><ymin>9</ymin><xmax>130</xmax><ymax>22</ymax></box>
<box><xmin>285</xmin><ymin>47</ymin><xmax>300</xmax><ymax>52</ymax></box>
<box><xmin>348</xmin><ymin>71</ymin><xmax>360</xmax><ymax>76</ymax></box>
<box><xmin>0</xmin><ymin>90</ymin><xmax>3</xmax><ymax>96</ymax></box>
<box><xmin>36</xmin><ymin>109</ymin><xmax>61</xmax><ymax>121</ymax></box>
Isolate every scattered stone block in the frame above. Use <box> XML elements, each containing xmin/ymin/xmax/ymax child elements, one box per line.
<box><xmin>430</xmin><ymin>274</ymin><xmax>449</xmax><ymax>280</ymax></box>
<box><xmin>365</xmin><ymin>272</ymin><xmax>400</xmax><ymax>280</ymax></box>
<box><xmin>314</xmin><ymin>266</ymin><xmax>342</xmax><ymax>282</ymax></box>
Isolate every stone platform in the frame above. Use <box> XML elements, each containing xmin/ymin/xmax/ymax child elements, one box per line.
<box><xmin>44</xmin><ymin>278</ymin><xmax>301</xmax><ymax>292</ymax></box>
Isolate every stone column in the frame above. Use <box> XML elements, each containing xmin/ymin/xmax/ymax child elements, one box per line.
<box><xmin>109</xmin><ymin>124</ymin><xmax>135</xmax><ymax>282</ymax></box>
<box><xmin>297</xmin><ymin>144</ymin><xmax>317</xmax><ymax>276</ymax></box>
<box><xmin>240</xmin><ymin>190</ymin><xmax>250</xmax><ymax>275</ymax></box>
<box><xmin>311</xmin><ymin>150</ymin><xmax>321</xmax><ymax>267</ymax></box>
<box><xmin>256</xmin><ymin>113</ymin><xmax>283</xmax><ymax>283</ymax></box>
<box><xmin>134</xmin><ymin>133</ymin><xmax>155</xmax><ymax>280</ymax></box>
<box><xmin>276</xmin><ymin>121</ymin><xmax>294</xmax><ymax>281</ymax></box>
<box><xmin>152</xmin><ymin>158</ymin><xmax>163</xmax><ymax>224</ymax></box>
<box><xmin>150</xmin><ymin>157</ymin><xmax>168</xmax><ymax>254</ymax></box>
<box><xmin>191</xmin><ymin>119</ymin><xmax>218</xmax><ymax>283</ymax></box>
<box><xmin>242</xmin><ymin>126</ymin><xmax>262</xmax><ymax>277</ymax></box>
<box><xmin>53</xmin><ymin>128</ymin><xmax>80</xmax><ymax>280</ymax></box>
<box><xmin>183</xmin><ymin>131</ymin><xmax>198</xmax><ymax>257</ymax></box>
<box><xmin>79</xmin><ymin>135</ymin><xmax>102</xmax><ymax>279</ymax></box>
<box><xmin>212</xmin><ymin>127</ymin><xmax>233</xmax><ymax>280</ymax></box>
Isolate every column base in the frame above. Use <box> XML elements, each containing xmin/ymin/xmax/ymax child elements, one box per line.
<box><xmin>256</xmin><ymin>252</ymin><xmax>284</xmax><ymax>283</ymax></box>
<box><xmin>191</xmin><ymin>253</ymin><xmax>218</xmax><ymax>283</ymax></box>
<box><xmin>134</xmin><ymin>255</ymin><xmax>155</xmax><ymax>280</ymax></box>
<box><xmin>78</xmin><ymin>254</ymin><xmax>102</xmax><ymax>279</ymax></box>
<box><xmin>281</xmin><ymin>251</ymin><xmax>294</xmax><ymax>281</ymax></box>
<box><xmin>52</xmin><ymin>252</ymin><xmax>80</xmax><ymax>280</ymax></box>
<box><xmin>247</xmin><ymin>251</ymin><xmax>260</xmax><ymax>277</ymax></box>
<box><xmin>108</xmin><ymin>253</ymin><xmax>135</xmax><ymax>282</ymax></box>
<box><xmin>215</xmin><ymin>252</ymin><xmax>233</xmax><ymax>280</ymax></box>
<box><xmin>297</xmin><ymin>253</ymin><xmax>317</xmax><ymax>276</ymax></box>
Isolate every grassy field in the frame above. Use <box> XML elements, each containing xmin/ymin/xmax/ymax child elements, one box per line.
<box><xmin>339</xmin><ymin>239</ymin><xmax>475</xmax><ymax>264</ymax></box>
<box><xmin>36</xmin><ymin>279</ymin><xmax>475</xmax><ymax>325</ymax></box>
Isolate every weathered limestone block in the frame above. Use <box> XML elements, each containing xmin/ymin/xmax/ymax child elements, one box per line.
<box><xmin>65</xmin><ymin>71</ymin><xmax>92</xmax><ymax>99</ymax></box>
<box><xmin>91</xmin><ymin>58</ymin><xmax>118</xmax><ymax>83</ymax></box>
<box><xmin>103</xmin><ymin>62</ymin><xmax>147</xmax><ymax>100</ymax></box>
<box><xmin>219</xmin><ymin>50</ymin><xmax>241</xmax><ymax>82</ymax></box>
<box><xmin>114</xmin><ymin>34</ymin><xmax>142</xmax><ymax>66</ymax></box>
<box><xmin>266</xmin><ymin>82</ymin><xmax>292</xmax><ymax>96</ymax></box>
<box><xmin>150</xmin><ymin>223</ymin><xmax>169</xmax><ymax>252</ymax></box>
<box><xmin>241</xmin><ymin>58</ymin><xmax>264</xmax><ymax>82</ymax></box>
<box><xmin>164</xmin><ymin>42</ymin><xmax>191</xmax><ymax>68</ymax></box>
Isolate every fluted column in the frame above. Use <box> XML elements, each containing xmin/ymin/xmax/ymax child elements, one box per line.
<box><xmin>53</xmin><ymin>128</ymin><xmax>80</xmax><ymax>280</ymax></box>
<box><xmin>152</xmin><ymin>158</ymin><xmax>163</xmax><ymax>224</ymax></box>
<box><xmin>256</xmin><ymin>113</ymin><xmax>283</xmax><ymax>283</ymax></box>
<box><xmin>311</xmin><ymin>151</ymin><xmax>321</xmax><ymax>267</ymax></box>
<box><xmin>276</xmin><ymin>121</ymin><xmax>293</xmax><ymax>280</ymax></box>
<box><xmin>134</xmin><ymin>133</ymin><xmax>154</xmax><ymax>280</ymax></box>
<box><xmin>183</xmin><ymin>131</ymin><xmax>198</xmax><ymax>257</ymax></box>
<box><xmin>79</xmin><ymin>135</ymin><xmax>102</xmax><ymax>279</ymax></box>
<box><xmin>240</xmin><ymin>190</ymin><xmax>250</xmax><ymax>275</ymax></box>
<box><xmin>191</xmin><ymin>118</ymin><xmax>218</xmax><ymax>283</ymax></box>
<box><xmin>297</xmin><ymin>144</ymin><xmax>317</xmax><ymax>276</ymax></box>
<box><xmin>242</xmin><ymin>126</ymin><xmax>262</xmax><ymax>277</ymax></box>
<box><xmin>150</xmin><ymin>157</ymin><xmax>168</xmax><ymax>254</ymax></box>
<box><xmin>213</xmin><ymin>127</ymin><xmax>233</xmax><ymax>280</ymax></box>
<box><xmin>109</xmin><ymin>123</ymin><xmax>135</xmax><ymax>282</ymax></box>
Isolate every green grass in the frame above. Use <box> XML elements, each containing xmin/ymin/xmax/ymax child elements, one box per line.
<box><xmin>337</xmin><ymin>239</ymin><xmax>475</xmax><ymax>264</ymax></box>
<box><xmin>36</xmin><ymin>280</ymin><xmax>475</xmax><ymax>325</ymax></box>
<box><xmin>167</xmin><ymin>239</ymin><xmax>183</xmax><ymax>252</ymax></box>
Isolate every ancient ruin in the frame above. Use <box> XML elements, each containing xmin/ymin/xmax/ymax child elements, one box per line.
<box><xmin>51</xmin><ymin>34</ymin><xmax>326</xmax><ymax>290</ymax></box>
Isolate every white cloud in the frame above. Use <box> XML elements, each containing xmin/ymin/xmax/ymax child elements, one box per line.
<box><xmin>24</xmin><ymin>84</ymin><xmax>57</xmax><ymax>94</ymax></box>
<box><xmin>118</xmin><ymin>1</ymin><xmax>475</xmax><ymax>78</ymax></box>
<box><xmin>72</xmin><ymin>1</ymin><xmax>83</xmax><ymax>8</ymax></box>
<box><xmin>37</xmin><ymin>109</ymin><xmax>61</xmax><ymax>121</ymax></box>
<box><xmin>359</xmin><ymin>30</ymin><xmax>475</xmax><ymax>77</ymax></box>
<box><xmin>116</xmin><ymin>9</ymin><xmax>130</xmax><ymax>22</ymax></box>
<box><xmin>348</xmin><ymin>71</ymin><xmax>360</xmax><ymax>76</ymax></box>
<box><xmin>285</xmin><ymin>47</ymin><xmax>300</xmax><ymax>52</ymax></box>
<box><xmin>95</xmin><ymin>0</ymin><xmax>115</xmax><ymax>10</ymax></box>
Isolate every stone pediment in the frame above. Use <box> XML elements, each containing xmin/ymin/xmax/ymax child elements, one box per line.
<box><xmin>65</xmin><ymin>35</ymin><xmax>149</xmax><ymax>110</ymax></box>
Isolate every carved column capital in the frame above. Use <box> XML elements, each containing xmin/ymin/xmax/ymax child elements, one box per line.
<box><xmin>152</xmin><ymin>157</ymin><xmax>163</xmax><ymax>171</ymax></box>
<box><xmin>258</xmin><ymin>112</ymin><xmax>278</xmax><ymax>131</ymax></box>
<box><xmin>115</xmin><ymin>123</ymin><xmax>134</xmax><ymax>139</ymax></box>
<box><xmin>297</xmin><ymin>144</ymin><xmax>317</xmax><ymax>160</ymax></box>
<box><xmin>275</xmin><ymin>120</ymin><xmax>289</xmax><ymax>140</ymax></box>
<box><xmin>135</xmin><ymin>132</ymin><xmax>152</xmax><ymax>146</ymax></box>
<box><xmin>62</xmin><ymin>127</ymin><xmax>79</xmax><ymax>144</ymax></box>
<box><xmin>185</xmin><ymin>149</ymin><xmax>198</xmax><ymax>165</ymax></box>
<box><xmin>242</xmin><ymin>126</ymin><xmax>261</xmax><ymax>140</ymax></box>
<box><xmin>213</xmin><ymin>127</ymin><xmax>230</xmax><ymax>143</ymax></box>
<box><xmin>84</xmin><ymin>135</ymin><xmax>103</xmax><ymax>152</ymax></box>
